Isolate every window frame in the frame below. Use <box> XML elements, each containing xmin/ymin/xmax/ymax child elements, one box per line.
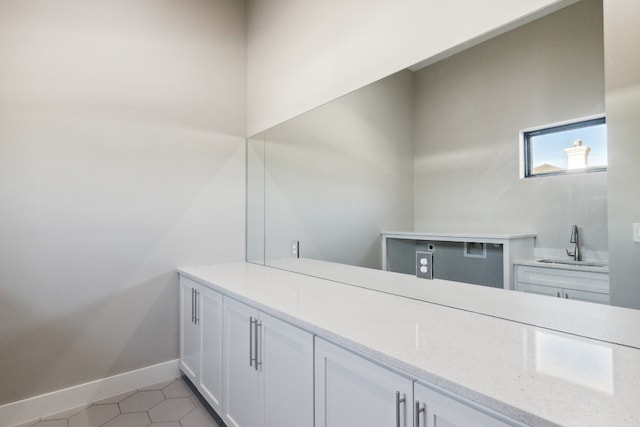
<box><xmin>520</xmin><ymin>115</ymin><xmax>607</xmax><ymax>178</ymax></box>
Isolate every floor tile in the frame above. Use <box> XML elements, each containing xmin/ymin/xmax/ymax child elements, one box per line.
<box><xmin>180</xmin><ymin>408</ymin><xmax>219</xmax><ymax>427</ymax></box>
<box><xmin>68</xmin><ymin>404</ymin><xmax>120</xmax><ymax>427</ymax></box>
<box><xmin>11</xmin><ymin>377</ymin><xmax>220</xmax><ymax>427</ymax></box>
<box><xmin>30</xmin><ymin>420</ymin><xmax>67</xmax><ymax>427</ymax></box>
<box><xmin>101</xmin><ymin>412</ymin><xmax>151</xmax><ymax>427</ymax></box>
<box><xmin>148</xmin><ymin>397</ymin><xmax>195</xmax><ymax>422</ymax></box>
<box><xmin>190</xmin><ymin>395</ymin><xmax>204</xmax><ymax>408</ymax></box>
<box><xmin>118</xmin><ymin>390</ymin><xmax>165</xmax><ymax>413</ymax></box>
<box><xmin>161</xmin><ymin>379</ymin><xmax>193</xmax><ymax>399</ymax></box>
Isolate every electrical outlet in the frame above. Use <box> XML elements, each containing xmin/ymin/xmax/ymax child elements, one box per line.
<box><xmin>290</xmin><ymin>240</ymin><xmax>300</xmax><ymax>258</ymax></box>
<box><xmin>634</xmin><ymin>223</ymin><xmax>640</xmax><ymax>243</ymax></box>
<box><xmin>416</xmin><ymin>251</ymin><xmax>433</xmax><ymax>279</ymax></box>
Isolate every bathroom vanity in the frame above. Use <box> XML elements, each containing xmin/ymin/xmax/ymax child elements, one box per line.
<box><xmin>178</xmin><ymin>261</ymin><xmax>640</xmax><ymax>427</ymax></box>
<box><xmin>514</xmin><ymin>261</ymin><xmax>610</xmax><ymax>304</ymax></box>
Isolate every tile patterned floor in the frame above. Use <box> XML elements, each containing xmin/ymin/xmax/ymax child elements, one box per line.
<box><xmin>14</xmin><ymin>377</ymin><xmax>224</xmax><ymax>427</ymax></box>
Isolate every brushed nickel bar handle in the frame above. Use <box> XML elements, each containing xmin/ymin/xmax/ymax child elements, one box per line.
<box><xmin>191</xmin><ymin>288</ymin><xmax>195</xmax><ymax>323</ymax></box>
<box><xmin>249</xmin><ymin>317</ymin><xmax>255</xmax><ymax>367</ymax></box>
<box><xmin>255</xmin><ymin>320</ymin><xmax>262</xmax><ymax>371</ymax></box>
<box><xmin>195</xmin><ymin>290</ymin><xmax>199</xmax><ymax>325</ymax></box>
<box><xmin>395</xmin><ymin>391</ymin><xmax>406</xmax><ymax>427</ymax></box>
<box><xmin>414</xmin><ymin>401</ymin><xmax>425</xmax><ymax>427</ymax></box>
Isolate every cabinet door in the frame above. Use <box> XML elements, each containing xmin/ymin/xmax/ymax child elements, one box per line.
<box><xmin>414</xmin><ymin>382</ymin><xmax>513</xmax><ymax>427</ymax></box>
<box><xmin>562</xmin><ymin>289</ymin><xmax>610</xmax><ymax>305</ymax></box>
<box><xmin>199</xmin><ymin>286</ymin><xmax>223</xmax><ymax>413</ymax></box>
<box><xmin>223</xmin><ymin>297</ymin><xmax>260</xmax><ymax>427</ymax></box>
<box><xmin>180</xmin><ymin>278</ymin><xmax>200</xmax><ymax>382</ymax></box>
<box><xmin>315</xmin><ymin>338</ymin><xmax>413</xmax><ymax>427</ymax></box>
<box><xmin>260</xmin><ymin>312</ymin><xmax>313</xmax><ymax>427</ymax></box>
<box><xmin>516</xmin><ymin>282</ymin><xmax>563</xmax><ymax>298</ymax></box>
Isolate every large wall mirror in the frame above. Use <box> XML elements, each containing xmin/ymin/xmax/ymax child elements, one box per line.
<box><xmin>246</xmin><ymin>0</ymin><xmax>635</xmax><ymax>311</ymax></box>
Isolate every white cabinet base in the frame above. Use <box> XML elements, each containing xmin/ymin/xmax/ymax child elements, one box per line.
<box><xmin>414</xmin><ymin>382</ymin><xmax>516</xmax><ymax>427</ymax></box>
<box><xmin>198</xmin><ymin>286</ymin><xmax>223</xmax><ymax>412</ymax></box>
<box><xmin>222</xmin><ymin>297</ymin><xmax>260</xmax><ymax>427</ymax></box>
<box><xmin>180</xmin><ymin>279</ymin><xmax>200</xmax><ymax>382</ymax></box>
<box><xmin>180</xmin><ymin>277</ymin><xmax>223</xmax><ymax>414</ymax></box>
<box><xmin>261</xmin><ymin>311</ymin><xmax>313</xmax><ymax>427</ymax></box>
<box><xmin>315</xmin><ymin>338</ymin><xmax>413</xmax><ymax>427</ymax></box>
<box><xmin>223</xmin><ymin>297</ymin><xmax>314</xmax><ymax>427</ymax></box>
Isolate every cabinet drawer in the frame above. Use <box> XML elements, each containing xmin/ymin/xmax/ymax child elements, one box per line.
<box><xmin>315</xmin><ymin>338</ymin><xmax>413</xmax><ymax>427</ymax></box>
<box><xmin>517</xmin><ymin>282</ymin><xmax>563</xmax><ymax>298</ymax></box>
<box><xmin>515</xmin><ymin>265</ymin><xmax>608</xmax><ymax>294</ymax></box>
<box><xmin>563</xmin><ymin>288</ymin><xmax>610</xmax><ymax>305</ymax></box>
<box><xmin>516</xmin><ymin>282</ymin><xmax>610</xmax><ymax>305</ymax></box>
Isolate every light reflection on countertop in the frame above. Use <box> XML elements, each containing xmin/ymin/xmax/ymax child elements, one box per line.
<box><xmin>529</xmin><ymin>330</ymin><xmax>613</xmax><ymax>394</ymax></box>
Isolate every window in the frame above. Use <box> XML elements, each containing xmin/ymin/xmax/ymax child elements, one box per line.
<box><xmin>521</xmin><ymin>116</ymin><xmax>607</xmax><ymax>178</ymax></box>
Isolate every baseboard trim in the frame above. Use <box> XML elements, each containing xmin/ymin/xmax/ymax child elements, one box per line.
<box><xmin>0</xmin><ymin>359</ymin><xmax>180</xmax><ymax>427</ymax></box>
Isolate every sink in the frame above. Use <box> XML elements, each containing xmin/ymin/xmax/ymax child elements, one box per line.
<box><xmin>536</xmin><ymin>258</ymin><xmax>608</xmax><ymax>267</ymax></box>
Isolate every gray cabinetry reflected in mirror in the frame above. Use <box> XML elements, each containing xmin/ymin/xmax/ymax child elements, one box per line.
<box><xmin>245</xmin><ymin>0</ymin><xmax>637</xmax><ymax>309</ymax></box>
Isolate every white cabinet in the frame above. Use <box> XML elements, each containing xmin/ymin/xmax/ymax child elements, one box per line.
<box><xmin>180</xmin><ymin>278</ymin><xmax>200</xmax><ymax>382</ymax></box>
<box><xmin>223</xmin><ymin>297</ymin><xmax>313</xmax><ymax>427</ymax></box>
<box><xmin>315</xmin><ymin>338</ymin><xmax>413</xmax><ymax>427</ymax></box>
<box><xmin>316</xmin><ymin>338</ymin><xmax>523</xmax><ymax>427</ymax></box>
<box><xmin>261</xmin><ymin>311</ymin><xmax>314</xmax><ymax>427</ymax></box>
<box><xmin>179</xmin><ymin>277</ymin><xmax>223</xmax><ymax>413</ymax></box>
<box><xmin>198</xmin><ymin>285</ymin><xmax>223</xmax><ymax>411</ymax></box>
<box><xmin>222</xmin><ymin>297</ymin><xmax>260</xmax><ymax>427</ymax></box>
<box><xmin>515</xmin><ymin>265</ymin><xmax>609</xmax><ymax>304</ymax></box>
<box><xmin>413</xmin><ymin>381</ymin><xmax>514</xmax><ymax>427</ymax></box>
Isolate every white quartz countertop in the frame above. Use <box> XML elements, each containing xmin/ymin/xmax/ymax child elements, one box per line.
<box><xmin>514</xmin><ymin>258</ymin><xmax>609</xmax><ymax>273</ymax></box>
<box><xmin>382</xmin><ymin>231</ymin><xmax>536</xmax><ymax>241</ymax></box>
<box><xmin>178</xmin><ymin>261</ymin><xmax>640</xmax><ymax>427</ymax></box>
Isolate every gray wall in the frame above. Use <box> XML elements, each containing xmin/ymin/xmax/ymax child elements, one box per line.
<box><xmin>413</xmin><ymin>0</ymin><xmax>607</xmax><ymax>255</ymax></box>
<box><xmin>262</xmin><ymin>71</ymin><xmax>415</xmax><ymax>269</ymax></box>
<box><xmin>0</xmin><ymin>0</ymin><xmax>246</xmax><ymax>404</ymax></box>
<box><xmin>604</xmin><ymin>0</ymin><xmax>640</xmax><ymax>308</ymax></box>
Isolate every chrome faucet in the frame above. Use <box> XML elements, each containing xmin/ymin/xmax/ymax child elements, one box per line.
<box><xmin>566</xmin><ymin>225</ymin><xmax>581</xmax><ymax>261</ymax></box>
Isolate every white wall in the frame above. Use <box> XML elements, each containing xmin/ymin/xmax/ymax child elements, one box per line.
<box><xmin>413</xmin><ymin>0</ymin><xmax>607</xmax><ymax>255</ymax></box>
<box><xmin>246</xmin><ymin>0</ymin><xmax>576</xmax><ymax>136</ymax></box>
<box><xmin>604</xmin><ymin>0</ymin><xmax>640</xmax><ymax>308</ymax></box>
<box><xmin>0</xmin><ymin>0</ymin><xmax>246</xmax><ymax>405</ymax></box>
